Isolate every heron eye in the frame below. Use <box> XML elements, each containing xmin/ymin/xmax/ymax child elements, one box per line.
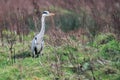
<box><xmin>35</xmin><ymin>37</ymin><xmax>37</xmax><ymax>40</ymax></box>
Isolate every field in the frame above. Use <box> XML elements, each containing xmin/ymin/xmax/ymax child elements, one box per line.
<box><xmin>0</xmin><ymin>32</ymin><xmax>120</xmax><ymax>80</ymax></box>
<box><xmin>0</xmin><ymin>0</ymin><xmax>120</xmax><ymax>80</ymax></box>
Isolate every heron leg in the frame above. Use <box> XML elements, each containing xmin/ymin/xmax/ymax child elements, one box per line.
<box><xmin>33</xmin><ymin>47</ymin><xmax>38</xmax><ymax>58</ymax></box>
<box><xmin>32</xmin><ymin>51</ymin><xmax>36</xmax><ymax>58</ymax></box>
<box><xmin>36</xmin><ymin>48</ymin><xmax>42</xmax><ymax>57</ymax></box>
<box><xmin>36</xmin><ymin>54</ymin><xmax>39</xmax><ymax>57</ymax></box>
<box><xmin>40</xmin><ymin>40</ymin><xmax>44</xmax><ymax>55</ymax></box>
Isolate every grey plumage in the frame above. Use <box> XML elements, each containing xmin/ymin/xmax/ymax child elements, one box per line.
<box><xmin>31</xmin><ymin>11</ymin><xmax>54</xmax><ymax>57</ymax></box>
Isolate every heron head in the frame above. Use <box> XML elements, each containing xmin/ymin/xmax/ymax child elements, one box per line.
<box><xmin>42</xmin><ymin>11</ymin><xmax>55</xmax><ymax>17</ymax></box>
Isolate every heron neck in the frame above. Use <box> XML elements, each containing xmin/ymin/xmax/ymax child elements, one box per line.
<box><xmin>39</xmin><ymin>16</ymin><xmax>45</xmax><ymax>36</ymax></box>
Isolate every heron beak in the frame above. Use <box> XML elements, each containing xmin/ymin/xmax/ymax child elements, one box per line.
<box><xmin>49</xmin><ymin>13</ymin><xmax>55</xmax><ymax>16</ymax></box>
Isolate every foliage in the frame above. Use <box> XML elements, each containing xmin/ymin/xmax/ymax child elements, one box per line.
<box><xmin>0</xmin><ymin>32</ymin><xmax>120</xmax><ymax>80</ymax></box>
<box><xmin>93</xmin><ymin>33</ymin><xmax>116</xmax><ymax>47</ymax></box>
<box><xmin>99</xmin><ymin>40</ymin><xmax>120</xmax><ymax>59</ymax></box>
<box><xmin>27</xmin><ymin>16</ymin><xmax>35</xmax><ymax>30</ymax></box>
<box><xmin>93</xmin><ymin>33</ymin><xmax>120</xmax><ymax>60</ymax></box>
<box><xmin>54</xmin><ymin>13</ymin><xmax>81</xmax><ymax>32</ymax></box>
<box><xmin>0</xmin><ymin>0</ymin><xmax>120</xmax><ymax>79</ymax></box>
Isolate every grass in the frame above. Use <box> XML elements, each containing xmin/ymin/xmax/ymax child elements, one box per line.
<box><xmin>0</xmin><ymin>32</ymin><xmax>120</xmax><ymax>80</ymax></box>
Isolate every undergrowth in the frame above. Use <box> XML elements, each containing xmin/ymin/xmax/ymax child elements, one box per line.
<box><xmin>0</xmin><ymin>32</ymin><xmax>120</xmax><ymax>80</ymax></box>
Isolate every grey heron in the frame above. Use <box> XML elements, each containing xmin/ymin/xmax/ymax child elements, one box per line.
<box><xmin>31</xmin><ymin>11</ymin><xmax>54</xmax><ymax>57</ymax></box>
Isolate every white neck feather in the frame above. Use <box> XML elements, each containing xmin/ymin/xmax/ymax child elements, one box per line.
<box><xmin>39</xmin><ymin>15</ymin><xmax>45</xmax><ymax>36</ymax></box>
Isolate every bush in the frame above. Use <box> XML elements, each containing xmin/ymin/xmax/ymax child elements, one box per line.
<box><xmin>54</xmin><ymin>14</ymin><xmax>81</xmax><ymax>32</ymax></box>
<box><xmin>93</xmin><ymin>33</ymin><xmax>116</xmax><ymax>47</ymax></box>
<box><xmin>99</xmin><ymin>40</ymin><xmax>120</xmax><ymax>59</ymax></box>
<box><xmin>93</xmin><ymin>33</ymin><xmax>120</xmax><ymax>60</ymax></box>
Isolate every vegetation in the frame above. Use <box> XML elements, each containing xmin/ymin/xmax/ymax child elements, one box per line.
<box><xmin>0</xmin><ymin>32</ymin><xmax>120</xmax><ymax>80</ymax></box>
<box><xmin>0</xmin><ymin>0</ymin><xmax>120</xmax><ymax>80</ymax></box>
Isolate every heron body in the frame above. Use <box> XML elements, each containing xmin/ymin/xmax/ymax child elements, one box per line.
<box><xmin>31</xmin><ymin>11</ymin><xmax>54</xmax><ymax>57</ymax></box>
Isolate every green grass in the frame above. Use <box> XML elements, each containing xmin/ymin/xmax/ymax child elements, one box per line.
<box><xmin>0</xmin><ymin>33</ymin><xmax>120</xmax><ymax>80</ymax></box>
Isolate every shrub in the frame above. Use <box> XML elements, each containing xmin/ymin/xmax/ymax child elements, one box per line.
<box><xmin>93</xmin><ymin>33</ymin><xmax>116</xmax><ymax>47</ymax></box>
<box><xmin>54</xmin><ymin>14</ymin><xmax>81</xmax><ymax>32</ymax></box>
<box><xmin>93</xmin><ymin>33</ymin><xmax>120</xmax><ymax>60</ymax></box>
